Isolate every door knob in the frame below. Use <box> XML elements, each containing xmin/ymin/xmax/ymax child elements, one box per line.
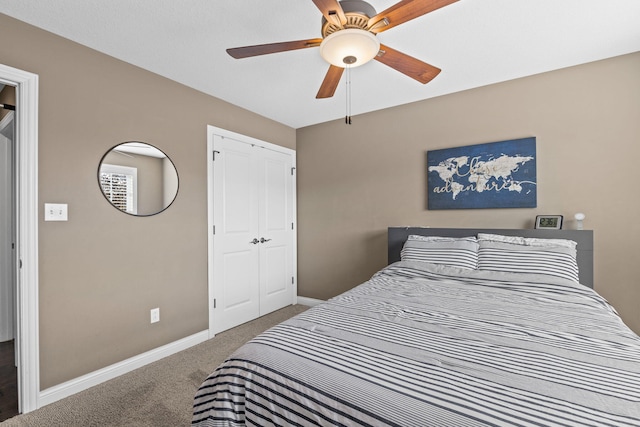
<box><xmin>260</xmin><ymin>237</ymin><xmax>272</xmax><ymax>243</ymax></box>
<box><xmin>250</xmin><ymin>238</ymin><xmax>259</xmax><ymax>244</ymax></box>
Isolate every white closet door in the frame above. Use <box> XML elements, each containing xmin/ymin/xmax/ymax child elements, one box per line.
<box><xmin>210</xmin><ymin>132</ymin><xmax>295</xmax><ymax>334</ymax></box>
<box><xmin>258</xmin><ymin>148</ymin><xmax>293</xmax><ymax>315</ymax></box>
<box><xmin>211</xmin><ymin>135</ymin><xmax>260</xmax><ymax>333</ymax></box>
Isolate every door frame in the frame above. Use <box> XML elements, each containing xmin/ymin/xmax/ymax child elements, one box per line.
<box><xmin>206</xmin><ymin>125</ymin><xmax>297</xmax><ymax>338</ymax></box>
<box><xmin>0</xmin><ymin>63</ymin><xmax>40</xmax><ymax>413</ymax></box>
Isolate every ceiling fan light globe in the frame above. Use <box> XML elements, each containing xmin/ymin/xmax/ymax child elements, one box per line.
<box><xmin>319</xmin><ymin>29</ymin><xmax>380</xmax><ymax>68</ymax></box>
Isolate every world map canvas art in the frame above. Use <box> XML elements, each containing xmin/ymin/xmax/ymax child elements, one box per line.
<box><xmin>427</xmin><ymin>137</ymin><xmax>537</xmax><ymax>210</ymax></box>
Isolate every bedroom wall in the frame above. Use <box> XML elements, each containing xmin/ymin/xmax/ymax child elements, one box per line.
<box><xmin>296</xmin><ymin>52</ymin><xmax>640</xmax><ymax>334</ymax></box>
<box><xmin>0</xmin><ymin>13</ymin><xmax>295</xmax><ymax>390</ymax></box>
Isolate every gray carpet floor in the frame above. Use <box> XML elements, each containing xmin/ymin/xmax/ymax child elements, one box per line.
<box><xmin>1</xmin><ymin>304</ymin><xmax>309</xmax><ymax>427</ymax></box>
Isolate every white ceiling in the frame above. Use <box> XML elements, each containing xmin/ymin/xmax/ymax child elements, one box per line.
<box><xmin>1</xmin><ymin>0</ymin><xmax>639</xmax><ymax>129</ymax></box>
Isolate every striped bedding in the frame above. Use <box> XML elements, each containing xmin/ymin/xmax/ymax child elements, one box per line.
<box><xmin>192</xmin><ymin>261</ymin><xmax>640</xmax><ymax>426</ymax></box>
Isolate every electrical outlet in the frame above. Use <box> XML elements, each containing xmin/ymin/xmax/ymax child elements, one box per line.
<box><xmin>150</xmin><ymin>308</ymin><xmax>160</xmax><ymax>323</ymax></box>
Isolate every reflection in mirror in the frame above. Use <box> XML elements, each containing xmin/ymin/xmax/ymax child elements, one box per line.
<box><xmin>98</xmin><ymin>142</ymin><xmax>178</xmax><ymax>216</ymax></box>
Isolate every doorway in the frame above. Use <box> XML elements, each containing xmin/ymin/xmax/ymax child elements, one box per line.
<box><xmin>0</xmin><ymin>63</ymin><xmax>40</xmax><ymax>414</ymax></box>
<box><xmin>0</xmin><ymin>98</ymin><xmax>17</xmax><ymax>420</ymax></box>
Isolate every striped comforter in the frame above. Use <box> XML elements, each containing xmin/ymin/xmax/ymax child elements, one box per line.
<box><xmin>193</xmin><ymin>261</ymin><xmax>640</xmax><ymax>426</ymax></box>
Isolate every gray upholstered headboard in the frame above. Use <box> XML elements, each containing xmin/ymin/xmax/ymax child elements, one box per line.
<box><xmin>388</xmin><ymin>227</ymin><xmax>594</xmax><ymax>288</ymax></box>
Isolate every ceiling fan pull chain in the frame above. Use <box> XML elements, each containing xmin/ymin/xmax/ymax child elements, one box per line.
<box><xmin>345</xmin><ymin>65</ymin><xmax>352</xmax><ymax>125</ymax></box>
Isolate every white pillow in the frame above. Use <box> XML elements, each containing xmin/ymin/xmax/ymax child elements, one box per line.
<box><xmin>477</xmin><ymin>234</ymin><xmax>579</xmax><ymax>282</ymax></box>
<box><xmin>477</xmin><ymin>233</ymin><xmax>577</xmax><ymax>249</ymax></box>
<box><xmin>401</xmin><ymin>235</ymin><xmax>478</xmax><ymax>270</ymax></box>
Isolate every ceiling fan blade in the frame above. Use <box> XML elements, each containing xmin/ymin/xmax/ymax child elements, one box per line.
<box><xmin>316</xmin><ymin>65</ymin><xmax>344</xmax><ymax>99</ymax></box>
<box><xmin>312</xmin><ymin>0</ymin><xmax>348</xmax><ymax>27</ymax></box>
<box><xmin>227</xmin><ymin>38</ymin><xmax>323</xmax><ymax>59</ymax></box>
<box><xmin>367</xmin><ymin>0</ymin><xmax>458</xmax><ymax>33</ymax></box>
<box><xmin>375</xmin><ymin>44</ymin><xmax>441</xmax><ymax>84</ymax></box>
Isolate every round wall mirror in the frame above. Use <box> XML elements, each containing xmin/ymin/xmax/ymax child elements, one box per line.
<box><xmin>98</xmin><ymin>142</ymin><xmax>179</xmax><ymax>216</ymax></box>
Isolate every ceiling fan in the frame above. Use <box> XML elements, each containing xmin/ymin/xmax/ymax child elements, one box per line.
<box><xmin>227</xmin><ymin>0</ymin><xmax>459</xmax><ymax>99</ymax></box>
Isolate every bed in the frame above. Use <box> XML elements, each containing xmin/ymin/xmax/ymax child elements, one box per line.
<box><xmin>193</xmin><ymin>227</ymin><xmax>640</xmax><ymax>426</ymax></box>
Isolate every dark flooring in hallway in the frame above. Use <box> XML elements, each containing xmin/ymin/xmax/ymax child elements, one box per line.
<box><xmin>0</xmin><ymin>340</ymin><xmax>18</xmax><ymax>422</ymax></box>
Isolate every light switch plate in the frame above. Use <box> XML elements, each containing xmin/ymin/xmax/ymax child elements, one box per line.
<box><xmin>44</xmin><ymin>203</ymin><xmax>68</xmax><ymax>221</ymax></box>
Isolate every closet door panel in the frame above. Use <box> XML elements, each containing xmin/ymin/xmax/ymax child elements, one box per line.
<box><xmin>212</xmin><ymin>136</ymin><xmax>260</xmax><ymax>333</ymax></box>
<box><xmin>259</xmin><ymin>149</ymin><xmax>293</xmax><ymax>315</ymax></box>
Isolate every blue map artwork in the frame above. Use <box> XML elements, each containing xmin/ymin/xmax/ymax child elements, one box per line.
<box><xmin>427</xmin><ymin>137</ymin><xmax>537</xmax><ymax>210</ymax></box>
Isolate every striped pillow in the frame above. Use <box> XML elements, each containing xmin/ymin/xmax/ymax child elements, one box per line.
<box><xmin>401</xmin><ymin>235</ymin><xmax>478</xmax><ymax>269</ymax></box>
<box><xmin>477</xmin><ymin>234</ymin><xmax>579</xmax><ymax>282</ymax></box>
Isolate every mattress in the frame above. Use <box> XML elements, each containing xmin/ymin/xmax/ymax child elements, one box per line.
<box><xmin>193</xmin><ymin>261</ymin><xmax>640</xmax><ymax>426</ymax></box>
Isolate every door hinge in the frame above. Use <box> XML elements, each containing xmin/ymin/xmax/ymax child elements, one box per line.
<box><xmin>212</xmin><ymin>150</ymin><xmax>220</xmax><ymax>161</ymax></box>
<box><xmin>292</xmin><ymin>277</ymin><xmax>294</xmax><ymax>284</ymax></box>
<box><xmin>291</xmin><ymin>167</ymin><xmax>296</xmax><ymax>176</ymax></box>
<box><xmin>291</xmin><ymin>222</ymin><xmax>294</xmax><ymax>230</ymax></box>
<box><xmin>213</xmin><ymin>225</ymin><xmax>216</xmax><ymax>235</ymax></box>
<box><xmin>213</xmin><ymin>299</ymin><xmax>216</xmax><ymax>309</ymax></box>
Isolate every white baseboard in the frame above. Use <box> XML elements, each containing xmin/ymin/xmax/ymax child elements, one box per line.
<box><xmin>296</xmin><ymin>296</ymin><xmax>325</xmax><ymax>307</ymax></box>
<box><xmin>38</xmin><ymin>330</ymin><xmax>209</xmax><ymax>408</ymax></box>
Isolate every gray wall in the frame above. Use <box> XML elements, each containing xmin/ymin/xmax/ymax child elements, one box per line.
<box><xmin>297</xmin><ymin>52</ymin><xmax>640</xmax><ymax>335</ymax></box>
<box><xmin>0</xmin><ymin>13</ymin><xmax>295</xmax><ymax>389</ymax></box>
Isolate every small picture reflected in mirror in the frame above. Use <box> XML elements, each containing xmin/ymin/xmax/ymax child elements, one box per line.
<box><xmin>98</xmin><ymin>142</ymin><xmax>178</xmax><ymax>216</ymax></box>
